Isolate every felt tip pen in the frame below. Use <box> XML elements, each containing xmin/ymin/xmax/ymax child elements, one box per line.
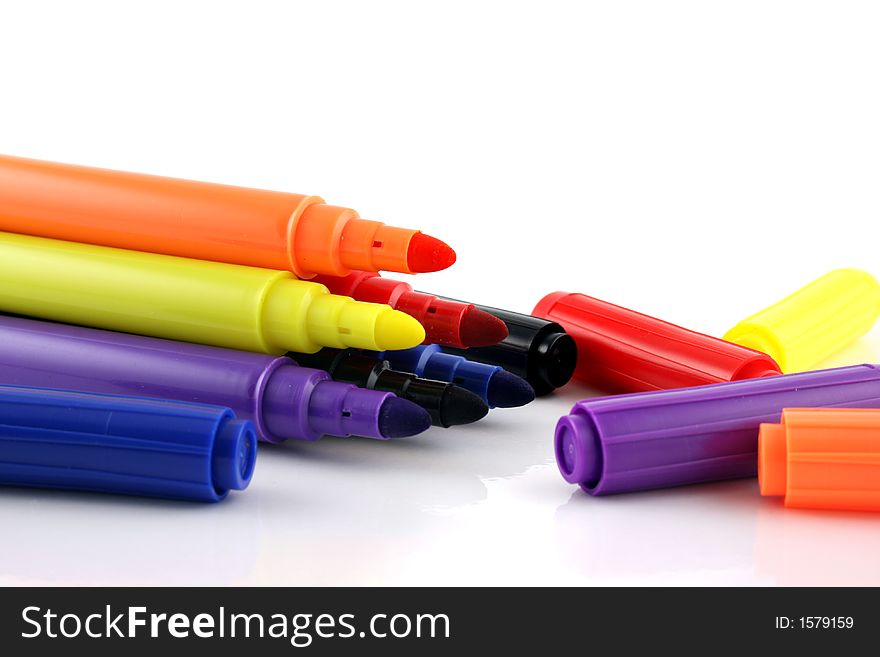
<box><xmin>533</xmin><ymin>291</ymin><xmax>782</xmax><ymax>393</ymax></box>
<box><xmin>555</xmin><ymin>364</ymin><xmax>880</xmax><ymax>496</ymax></box>
<box><xmin>0</xmin><ymin>316</ymin><xmax>431</xmax><ymax>442</ymax></box>
<box><xmin>724</xmin><ymin>268</ymin><xmax>880</xmax><ymax>373</ymax></box>
<box><xmin>291</xmin><ymin>348</ymin><xmax>489</xmax><ymax>427</ymax></box>
<box><xmin>377</xmin><ymin>345</ymin><xmax>536</xmax><ymax>409</ymax></box>
<box><xmin>0</xmin><ymin>154</ymin><xmax>456</xmax><ymax>277</ymax></box>
<box><xmin>0</xmin><ymin>232</ymin><xmax>426</xmax><ymax>354</ymax></box>
<box><xmin>312</xmin><ymin>272</ymin><xmax>509</xmax><ymax>348</ymax></box>
<box><xmin>0</xmin><ymin>386</ymin><xmax>256</xmax><ymax>502</ymax></box>
<box><xmin>428</xmin><ymin>297</ymin><xmax>577</xmax><ymax>396</ymax></box>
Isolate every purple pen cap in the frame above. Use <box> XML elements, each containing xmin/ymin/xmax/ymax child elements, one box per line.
<box><xmin>555</xmin><ymin>364</ymin><xmax>880</xmax><ymax>496</ymax></box>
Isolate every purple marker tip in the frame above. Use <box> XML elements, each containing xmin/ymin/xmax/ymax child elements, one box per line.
<box><xmin>378</xmin><ymin>396</ymin><xmax>433</xmax><ymax>438</ymax></box>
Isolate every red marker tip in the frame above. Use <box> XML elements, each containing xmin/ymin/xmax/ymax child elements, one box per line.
<box><xmin>406</xmin><ymin>233</ymin><xmax>457</xmax><ymax>273</ymax></box>
<box><xmin>458</xmin><ymin>306</ymin><xmax>509</xmax><ymax>347</ymax></box>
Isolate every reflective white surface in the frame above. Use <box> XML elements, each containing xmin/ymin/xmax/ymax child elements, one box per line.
<box><xmin>2</xmin><ymin>1</ymin><xmax>880</xmax><ymax>586</ymax></box>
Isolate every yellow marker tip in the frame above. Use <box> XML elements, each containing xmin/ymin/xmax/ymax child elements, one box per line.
<box><xmin>375</xmin><ymin>309</ymin><xmax>426</xmax><ymax>350</ymax></box>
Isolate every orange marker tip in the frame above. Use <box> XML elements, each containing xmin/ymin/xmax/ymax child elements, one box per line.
<box><xmin>459</xmin><ymin>306</ymin><xmax>509</xmax><ymax>347</ymax></box>
<box><xmin>406</xmin><ymin>233</ymin><xmax>457</xmax><ymax>273</ymax></box>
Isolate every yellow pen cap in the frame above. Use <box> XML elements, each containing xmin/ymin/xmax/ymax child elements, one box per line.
<box><xmin>723</xmin><ymin>268</ymin><xmax>880</xmax><ymax>373</ymax></box>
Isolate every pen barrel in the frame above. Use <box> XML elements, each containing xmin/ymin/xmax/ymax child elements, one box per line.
<box><xmin>724</xmin><ymin>269</ymin><xmax>880</xmax><ymax>373</ymax></box>
<box><xmin>0</xmin><ymin>386</ymin><xmax>256</xmax><ymax>502</ymax></box>
<box><xmin>534</xmin><ymin>291</ymin><xmax>781</xmax><ymax>393</ymax></box>
<box><xmin>556</xmin><ymin>364</ymin><xmax>880</xmax><ymax>495</ymax></box>
<box><xmin>0</xmin><ymin>231</ymin><xmax>304</xmax><ymax>353</ymax></box>
<box><xmin>440</xmin><ymin>302</ymin><xmax>577</xmax><ymax>395</ymax></box>
<box><xmin>0</xmin><ymin>153</ymin><xmax>316</xmax><ymax>273</ymax></box>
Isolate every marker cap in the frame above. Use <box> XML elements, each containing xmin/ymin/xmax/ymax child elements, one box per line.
<box><xmin>555</xmin><ymin>364</ymin><xmax>880</xmax><ymax>495</ymax></box>
<box><xmin>534</xmin><ymin>291</ymin><xmax>781</xmax><ymax>393</ymax></box>
<box><xmin>724</xmin><ymin>269</ymin><xmax>880</xmax><ymax>373</ymax></box>
<box><xmin>0</xmin><ymin>386</ymin><xmax>256</xmax><ymax>502</ymax></box>
<box><xmin>759</xmin><ymin>408</ymin><xmax>880</xmax><ymax>512</ymax></box>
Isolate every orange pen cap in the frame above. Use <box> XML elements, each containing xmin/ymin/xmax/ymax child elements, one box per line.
<box><xmin>759</xmin><ymin>408</ymin><xmax>880</xmax><ymax>512</ymax></box>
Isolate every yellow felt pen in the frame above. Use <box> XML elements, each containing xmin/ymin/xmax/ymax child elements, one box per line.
<box><xmin>723</xmin><ymin>268</ymin><xmax>880</xmax><ymax>372</ymax></box>
<box><xmin>0</xmin><ymin>232</ymin><xmax>425</xmax><ymax>354</ymax></box>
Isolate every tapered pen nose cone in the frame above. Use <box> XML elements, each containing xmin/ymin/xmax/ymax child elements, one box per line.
<box><xmin>487</xmin><ymin>370</ymin><xmax>535</xmax><ymax>408</ymax></box>
<box><xmin>459</xmin><ymin>306</ymin><xmax>509</xmax><ymax>347</ymax></box>
<box><xmin>437</xmin><ymin>386</ymin><xmax>489</xmax><ymax>427</ymax></box>
<box><xmin>378</xmin><ymin>396</ymin><xmax>432</xmax><ymax>438</ymax></box>
<box><xmin>406</xmin><ymin>233</ymin><xmax>457</xmax><ymax>273</ymax></box>
<box><xmin>375</xmin><ymin>310</ymin><xmax>426</xmax><ymax>350</ymax></box>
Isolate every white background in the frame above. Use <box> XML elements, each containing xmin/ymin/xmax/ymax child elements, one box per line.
<box><xmin>1</xmin><ymin>0</ymin><xmax>879</xmax><ymax>586</ymax></box>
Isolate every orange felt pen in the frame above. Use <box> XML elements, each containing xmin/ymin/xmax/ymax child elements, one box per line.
<box><xmin>0</xmin><ymin>154</ymin><xmax>456</xmax><ymax>279</ymax></box>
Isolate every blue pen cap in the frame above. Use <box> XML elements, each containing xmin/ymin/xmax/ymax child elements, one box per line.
<box><xmin>378</xmin><ymin>344</ymin><xmax>502</xmax><ymax>404</ymax></box>
<box><xmin>0</xmin><ymin>386</ymin><xmax>257</xmax><ymax>502</ymax></box>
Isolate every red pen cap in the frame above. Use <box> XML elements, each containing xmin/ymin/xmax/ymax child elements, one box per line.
<box><xmin>533</xmin><ymin>291</ymin><xmax>781</xmax><ymax>393</ymax></box>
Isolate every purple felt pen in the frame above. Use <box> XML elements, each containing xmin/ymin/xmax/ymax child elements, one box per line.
<box><xmin>0</xmin><ymin>315</ymin><xmax>431</xmax><ymax>442</ymax></box>
<box><xmin>555</xmin><ymin>364</ymin><xmax>880</xmax><ymax>495</ymax></box>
